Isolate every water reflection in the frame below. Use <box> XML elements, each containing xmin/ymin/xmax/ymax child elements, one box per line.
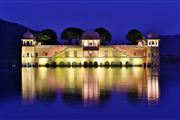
<box><xmin>22</xmin><ymin>67</ymin><xmax>159</xmax><ymax>104</ymax></box>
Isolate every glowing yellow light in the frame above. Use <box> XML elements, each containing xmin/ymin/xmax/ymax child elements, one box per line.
<box><xmin>39</xmin><ymin>58</ymin><xmax>48</xmax><ymax>65</ymax></box>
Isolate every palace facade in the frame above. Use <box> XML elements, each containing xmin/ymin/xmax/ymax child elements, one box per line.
<box><xmin>21</xmin><ymin>31</ymin><xmax>160</xmax><ymax>67</ymax></box>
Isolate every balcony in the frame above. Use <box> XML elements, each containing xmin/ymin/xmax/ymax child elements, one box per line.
<box><xmin>83</xmin><ymin>46</ymin><xmax>99</xmax><ymax>50</ymax></box>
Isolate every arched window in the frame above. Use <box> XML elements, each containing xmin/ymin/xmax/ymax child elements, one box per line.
<box><xmin>152</xmin><ymin>41</ymin><xmax>154</xmax><ymax>45</ymax></box>
<box><xmin>89</xmin><ymin>61</ymin><xmax>93</xmax><ymax>67</ymax></box>
<box><xmin>89</xmin><ymin>42</ymin><xmax>92</xmax><ymax>46</ymax></box>
<box><xmin>27</xmin><ymin>41</ymin><xmax>29</xmax><ymax>45</ymax></box>
<box><xmin>94</xmin><ymin>61</ymin><xmax>98</xmax><ymax>67</ymax></box>
<box><xmin>83</xmin><ymin>61</ymin><xmax>88</xmax><ymax>67</ymax></box>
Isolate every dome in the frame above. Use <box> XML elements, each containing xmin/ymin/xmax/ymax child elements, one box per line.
<box><xmin>147</xmin><ymin>33</ymin><xmax>159</xmax><ymax>39</ymax></box>
<box><xmin>23</xmin><ymin>30</ymin><xmax>34</xmax><ymax>39</ymax></box>
<box><xmin>81</xmin><ymin>31</ymin><xmax>101</xmax><ymax>39</ymax></box>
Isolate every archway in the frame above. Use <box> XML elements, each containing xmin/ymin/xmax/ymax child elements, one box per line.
<box><xmin>94</xmin><ymin>61</ymin><xmax>98</xmax><ymax>67</ymax></box>
<box><xmin>59</xmin><ymin>61</ymin><xmax>65</xmax><ymax>67</ymax></box>
<box><xmin>51</xmin><ymin>61</ymin><xmax>56</xmax><ymax>67</ymax></box>
<box><xmin>45</xmin><ymin>63</ymin><xmax>49</xmax><ymax>67</ymax></box>
<box><xmin>125</xmin><ymin>61</ymin><xmax>132</xmax><ymax>67</ymax></box>
<box><xmin>66</xmin><ymin>61</ymin><xmax>71</xmax><ymax>67</ymax></box>
<box><xmin>72</xmin><ymin>61</ymin><xmax>78</xmax><ymax>67</ymax></box>
<box><xmin>111</xmin><ymin>61</ymin><xmax>116</xmax><ymax>67</ymax></box>
<box><xmin>89</xmin><ymin>61</ymin><xmax>93</xmax><ymax>67</ymax></box>
<box><xmin>27</xmin><ymin>41</ymin><xmax>29</xmax><ymax>46</ymax></box>
<box><xmin>105</xmin><ymin>61</ymin><xmax>110</xmax><ymax>67</ymax></box>
<box><xmin>125</xmin><ymin>61</ymin><xmax>129</xmax><ymax>67</ymax></box>
<box><xmin>83</xmin><ymin>61</ymin><xmax>88</xmax><ymax>67</ymax></box>
<box><xmin>119</xmin><ymin>61</ymin><xmax>122</xmax><ymax>67</ymax></box>
<box><xmin>79</xmin><ymin>62</ymin><xmax>82</xmax><ymax>67</ymax></box>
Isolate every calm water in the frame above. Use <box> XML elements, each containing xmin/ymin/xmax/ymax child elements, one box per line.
<box><xmin>0</xmin><ymin>64</ymin><xmax>179</xmax><ymax>120</ymax></box>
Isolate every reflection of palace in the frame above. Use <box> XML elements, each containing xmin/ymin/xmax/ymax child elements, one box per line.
<box><xmin>22</xmin><ymin>67</ymin><xmax>159</xmax><ymax>103</ymax></box>
<box><xmin>21</xmin><ymin>31</ymin><xmax>160</xmax><ymax>67</ymax></box>
<box><xmin>21</xmin><ymin>68</ymin><xmax>35</xmax><ymax>100</ymax></box>
<box><xmin>147</xmin><ymin>67</ymin><xmax>159</xmax><ymax>102</ymax></box>
<box><xmin>83</xmin><ymin>69</ymin><xmax>101</xmax><ymax>103</ymax></box>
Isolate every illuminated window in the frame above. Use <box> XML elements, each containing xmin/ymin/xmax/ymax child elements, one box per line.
<box><xmin>84</xmin><ymin>41</ymin><xmax>88</xmax><ymax>47</ymax></box>
<box><xmin>89</xmin><ymin>51</ymin><xmax>93</xmax><ymax>57</ymax></box>
<box><xmin>104</xmin><ymin>51</ymin><xmax>108</xmax><ymax>57</ymax></box>
<box><xmin>65</xmin><ymin>51</ymin><xmax>69</xmax><ymax>57</ymax></box>
<box><xmin>83</xmin><ymin>51</ymin><xmax>88</xmax><ymax>57</ymax></box>
<box><xmin>83</xmin><ymin>51</ymin><xmax>98</xmax><ymax>57</ymax></box>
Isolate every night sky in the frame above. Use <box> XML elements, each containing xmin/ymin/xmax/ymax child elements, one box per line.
<box><xmin>0</xmin><ymin>0</ymin><xmax>179</xmax><ymax>41</ymax></box>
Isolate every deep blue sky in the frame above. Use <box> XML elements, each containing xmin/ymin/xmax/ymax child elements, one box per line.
<box><xmin>0</xmin><ymin>0</ymin><xmax>180</xmax><ymax>41</ymax></box>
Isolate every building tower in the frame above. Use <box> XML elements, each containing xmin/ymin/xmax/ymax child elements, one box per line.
<box><xmin>80</xmin><ymin>31</ymin><xmax>101</xmax><ymax>65</ymax></box>
<box><xmin>21</xmin><ymin>30</ymin><xmax>36</xmax><ymax>67</ymax></box>
<box><xmin>146</xmin><ymin>33</ymin><xmax>160</xmax><ymax>66</ymax></box>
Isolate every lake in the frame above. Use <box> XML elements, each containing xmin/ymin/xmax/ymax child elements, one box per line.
<box><xmin>0</xmin><ymin>64</ymin><xmax>179</xmax><ymax>120</ymax></box>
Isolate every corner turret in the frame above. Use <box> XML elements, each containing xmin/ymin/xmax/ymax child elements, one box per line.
<box><xmin>147</xmin><ymin>33</ymin><xmax>160</xmax><ymax>47</ymax></box>
<box><xmin>21</xmin><ymin>30</ymin><xmax>36</xmax><ymax>46</ymax></box>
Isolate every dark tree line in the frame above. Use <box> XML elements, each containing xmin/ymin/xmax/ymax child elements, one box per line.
<box><xmin>35</xmin><ymin>27</ymin><xmax>144</xmax><ymax>45</ymax></box>
<box><xmin>95</xmin><ymin>27</ymin><xmax>112</xmax><ymax>45</ymax></box>
<box><xmin>60</xmin><ymin>27</ymin><xmax>84</xmax><ymax>45</ymax></box>
<box><xmin>36</xmin><ymin>29</ymin><xmax>58</xmax><ymax>45</ymax></box>
<box><xmin>60</xmin><ymin>27</ymin><xmax>112</xmax><ymax>45</ymax></box>
<box><xmin>126</xmin><ymin>29</ymin><xmax>144</xmax><ymax>45</ymax></box>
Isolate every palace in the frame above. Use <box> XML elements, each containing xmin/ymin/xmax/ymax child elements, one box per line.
<box><xmin>21</xmin><ymin>31</ymin><xmax>160</xmax><ymax>67</ymax></box>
